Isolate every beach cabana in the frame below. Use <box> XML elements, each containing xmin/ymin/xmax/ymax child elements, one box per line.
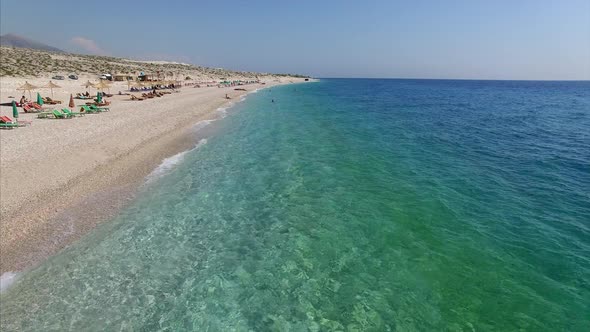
<box><xmin>18</xmin><ymin>81</ymin><xmax>38</xmax><ymax>99</ymax></box>
<box><xmin>44</xmin><ymin>81</ymin><xmax>61</xmax><ymax>97</ymax></box>
<box><xmin>113</xmin><ymin>74</ymin><xmax>133</xmax><ymax>82</ymax></box>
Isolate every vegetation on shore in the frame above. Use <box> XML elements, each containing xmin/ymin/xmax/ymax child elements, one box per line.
<box><xmin>0</xmin><ymin>46</ymin><xmax>310</xmax><ymax>79</ymax></box>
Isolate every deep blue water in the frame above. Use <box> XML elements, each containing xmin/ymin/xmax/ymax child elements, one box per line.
<box><xmin>1</xmin><ymin>79</ymin><xmax>589</xmax><ymax>331</ymax></box>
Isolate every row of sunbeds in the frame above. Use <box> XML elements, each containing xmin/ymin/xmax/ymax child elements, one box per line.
<box><xmin>37</xmin><ymin>105</ymin><xmax>109</xmax><ymax>119</ymax></box>
<box><xmin>0</xmin><ymin>115</ymin><xmax>31</xmax><ymax>129</ymax></box>
<box><xmin>1</xmin><ymin>105</ymin><xmax>111</xmax><ymax>129</ymax></box>
<box><xmin>129</xmin><ymin>90</ymin><xmax>172</xmax><ymax>101</ymax></box>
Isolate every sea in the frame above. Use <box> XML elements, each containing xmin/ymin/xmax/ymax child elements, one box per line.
<box><xmin>1</xmin><ymin>79</ymin><xmax>589</xmax><ymax>331</ymax></box>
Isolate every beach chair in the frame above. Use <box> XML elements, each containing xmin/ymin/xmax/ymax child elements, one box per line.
<box><xmin>52</xmin><ymin>109</ymin><xmax>71</xmax><ymax>119</ymax></box>
<box><xmin>0</xmin><ymin>115</ymin><xmax>31</xmax><ymax>127</ymax></box>
<box><xmin>23</xmin><ymin>104</ymin><xmax>40</xmax><ymax>113</ymax></box>
<box><xmin>0</xmin><ymin>122</ymin><xmax>19</xmax><ymax>129</ymax></box>
<box><xmin>80</xmin><ymin>105</ymin><xmax>101</xmax><ymax>113</ymax></box>
<box><xmin>89</xmin><ymin>104</ymin><xmax>109</xmax><ymax>112</ymax></box>
<box><xmin>44</xmin><ymin>97</ymin><xmax>62</xmax><ymax>104</ymax></box>
<box><xmin>31</xmin><ymin>103</ymin><xmax>43</xmax><ymax>110</ymax></box>
<box><xmin>62</xmin><ymin>108</ymin><xmax>84</xmax><ymax>117</ymax></box>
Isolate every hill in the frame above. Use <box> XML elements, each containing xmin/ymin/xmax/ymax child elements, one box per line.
<box><xmin>0</xmin><ymin>33</ymin><xmax>63</xmax><ymax>53</ymax></box>
<box><xmin>0</xmin><ymin>46</ymin><xmax>306</xmax><ymax>80</ymax></box>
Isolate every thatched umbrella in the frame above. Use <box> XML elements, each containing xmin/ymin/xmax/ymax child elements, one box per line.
<box><xmin>132</xmin><ymin>81</ymin><xmax>145</xmax><ymax>89</ymax></box>
<box><xmin>69</xmin><ymin>94</ymin><xmax>75</xmax><ymax>108</ymax></box>
<box><xmin>93</xmin><ymin>80</ymin><xmax>112</xmax><ymax>92</ymax></box>
<box><xmin>44</xmin><ymin>81</ymin><xmax>61</xmax><ymax>97</ymax></box>
<box><xmin>126</xmin><ymin>79</ymin><xmax>136</xmax><ymax>90</ymax></box>
<box><xmin>18</xmin><ymin>81</ymin><xmax>38</xmax><ymax>99</ymax></box>
<box><xmin>82</xmin><ymin>81</ymin><xmax>95</xmax><ymax>89</ymax></box>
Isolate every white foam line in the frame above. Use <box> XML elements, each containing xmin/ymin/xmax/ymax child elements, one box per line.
<box><xmin>0</xmin><ymin>271</ymin><xmax>19</xmax><ymax>293</ymax></box>
<box><xmin>145</xmin><ymin>87</ymin><xmax>263</xmax><ymax>184</ymax></box>
<box><xmin>144</xmin><ymin>139</ymin><xmax>208</xmax><ymax>184</ymax></box>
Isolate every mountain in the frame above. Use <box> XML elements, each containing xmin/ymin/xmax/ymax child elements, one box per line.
<box><xmin>0</xmin><ymin>33</ymin><xmax>63</xmax><ymax>52</ymax></box>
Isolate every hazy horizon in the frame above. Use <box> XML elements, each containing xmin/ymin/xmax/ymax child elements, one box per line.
<box><xmin>1</xmin><ymin>0</ymin><xmax>589</xmax><ymax>80</ymax></box>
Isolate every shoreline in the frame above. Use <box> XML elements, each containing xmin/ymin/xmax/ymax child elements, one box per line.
<box><xmin>0</xmin><ymin>79</ymin><xmax>308</xmax><ymax>275</ymax></box>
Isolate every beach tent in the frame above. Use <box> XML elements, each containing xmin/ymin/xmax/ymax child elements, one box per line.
<box><xmin>44</xmin><ymin>81</ymin><xmax>61</xmax><ymax>97</ymax></box>
<box><xmin>18</xmin><ymin>81</ymin><xmax>38</xmax><ymax>99</ymax></box>
<box><xmin>12</xmin><ymin>101</ymin><xmax>18</xmax><ymax>118</ymax></box>
<box><xmin>37</xmin><ymin>92</ymin><xmax>44</xmax><ymax>106</ymax></box>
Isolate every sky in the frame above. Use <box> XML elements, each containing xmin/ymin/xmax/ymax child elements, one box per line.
<box><xmin>1</xmin><ymin>0</ymin><xmax>589</xmax><ymax>80</ymax></box>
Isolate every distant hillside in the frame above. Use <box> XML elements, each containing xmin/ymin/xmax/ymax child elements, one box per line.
<box><xmin>0</xmin><ymin>33</ymin><xmax>63</xmax><ymax>53</ymax></box>
<box><xmin>0</xmin><ymin>45</ymin><xmax>308</xmax><ymax>81</ymax></box>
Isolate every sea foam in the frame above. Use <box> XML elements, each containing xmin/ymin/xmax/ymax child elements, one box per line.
<box><xmin>0</xmin><ymin>271</ymin><xmax>19</xmax><ymax>293</ymax></box>
<box><xmin>145</xmin><ymin>139</ymin><xmax>208</xmax><ymax>183</ymax></box>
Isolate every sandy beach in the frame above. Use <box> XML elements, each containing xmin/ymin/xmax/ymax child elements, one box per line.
<box><xmin>0</xmin><ymin>76</ymin><xmax>306</xmax><ymax>274</ymax></box>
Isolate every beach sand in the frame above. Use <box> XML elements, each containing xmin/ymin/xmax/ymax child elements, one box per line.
<box><xmin>0</xmin><ymin>76</ymin><xmax>306</xmax><ymax>274</ymax></box>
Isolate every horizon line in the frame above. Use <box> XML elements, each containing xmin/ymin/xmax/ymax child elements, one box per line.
<box><xmin>317</xmin><ymin>77</ymin><xmax>590</xmax><ymax>82</ymax></box>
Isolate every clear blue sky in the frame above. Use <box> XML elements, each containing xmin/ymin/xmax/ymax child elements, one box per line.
<box><xmin>1</xmin><ymin>0</ymin><xmax>589</xmax><ymax>80</ymax></box>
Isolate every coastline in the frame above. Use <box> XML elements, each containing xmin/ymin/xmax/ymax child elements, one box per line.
<box><xmin>0</xmin><ymin>78</ymin><xmax>308</xmax><ymax>275</ymax></box>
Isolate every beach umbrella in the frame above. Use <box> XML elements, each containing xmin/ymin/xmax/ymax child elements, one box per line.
<box><xmin>82</xmin><ymin>81</ymin><xmax>95</xmax><ymax>89</ymax></box>
<box><xmin>18</xmin><ymin>81</ymin><xmax>38</xmax><ymax>99</ymax></box>
<box><xmin>44</xmin><ymin>81</ymin><xmax>61</xmax><ymax>97</ymax></box>
<box><xmin>97</xmin><ymin>92</ymin><xmax>102</xmax><ymax>103</ymax></box>
<box><xmin>131</xmin><ymin>81</ymin><xmax>145</xmax><ymax>90</ymax></box>
<box><xmin>12</xmin><ymin>100</ymin><xmax>18</xmax><ymax>118</ymax></box>
<box><xmin>37</xmin><ymin>92</ymin><xmax>44</xmax><ymax>105</ymax></box>
<box><xmin>69</xmin><ymin>94</ymin><xmax>75</xmax><ymax>108</ymax></box>
<box><xmin>127</xmin><ymin>79</ymin><xmax>136</xmax><ymax>90</ymax></box>
<box><xmin>93</xmin><ymin>80</ymin><xmax>111</xmax><ymax>92</ymax></box>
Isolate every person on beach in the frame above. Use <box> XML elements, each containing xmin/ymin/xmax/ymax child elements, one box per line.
<box><xmin>19</xmin><ymin>95</ymin><xmax>27</xmax><ymax>104</ymax></box>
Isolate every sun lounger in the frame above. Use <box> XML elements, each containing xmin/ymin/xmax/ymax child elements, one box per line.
<box><xmin>42</xmin><ymin>97</ymin><xmax>62</xmax><ymax>105</ymax></box>
<box><xmin>130</xmin><ymin>95</ymin><xmax>144</xmax><ymax>101</ymax></box>
<box><xmin>85</xmin><ymin>101</ymin><xmax>111</xmax><ymax>106</ymax></box>
<box><xmin>31</xmin><ymin>103</ymin><xmax>43</xmax><ymax>110</ymax></box>
<box><xmin>23</xmin><ymin>104</ymin><xmax>41</xmax><ymax>113</ymax></box>
<box><xmin>51</xmin><ymin>109</ymin><xmax>71</xmax><ymax>119</ymax></box>
<box><xmin>0</xmin><ymin>122</ymin><xmax>19</xmax><ymax>129</ymax></box>
<box><xmin>80</xmin><ymin>105</ymin><xmax>104</xmax><ymax>113</ymax></box>
<box><xmin>0</xmin><ymin>115</ymin><xmax>31</xmax><ymax>126</ymax></box>
<box><xmin>80</xmin><ymin>105</ymin><xmax>98</xmax><ymax>113</ymax></box>
<box><xmin>62</xmin><ymin>108</ymin><xmax>84</xmax><ymax>117</ymax></box>
<box><xmin>89</xmin><ymin>104</ymin><xmax>109</xmax><ymax>111</ymax></box>
<box><xmin>75</xmin><ymin>93</ymin><xmax>95</xmax><ymax>99</ymax></box>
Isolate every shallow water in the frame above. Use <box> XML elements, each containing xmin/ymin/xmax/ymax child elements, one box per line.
<box><xmin>1</xmin><ymin>79</ymin><xmax>589</xmax><ymax>331</ymax></box>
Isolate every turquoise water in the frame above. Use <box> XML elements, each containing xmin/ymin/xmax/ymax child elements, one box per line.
<box><xmin>1</xmin><ymin>79</ymin><xmax>589</xmax><ymax>331</ymax></box>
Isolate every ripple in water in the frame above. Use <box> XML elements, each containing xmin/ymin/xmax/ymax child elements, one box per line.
<box><xmin>1</xmin><ymin>79</ymin><xmax>589</xmax><ymax>331</ymax></box>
